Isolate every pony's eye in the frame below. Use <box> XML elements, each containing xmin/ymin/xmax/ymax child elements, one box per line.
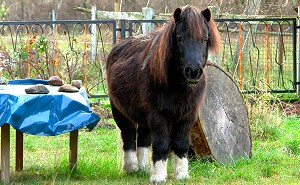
<box><xmin>177</xmin><ymin>37</ymin><xmax>183</xmax><ymax>44</ymax></box>
<box><xmin>203</xmin><ymin>35</ymin><xmax>209</xmax><ymax>43</ymax></box>
<box><xmin>203</xmin><ymin>38</ymin><xmax>209</xmax><ymax>43</ymax></box>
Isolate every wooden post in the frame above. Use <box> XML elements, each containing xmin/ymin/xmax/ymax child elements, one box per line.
<box><xmin>52</xmin><ymin>9</ymin><xmax>56</xmax><ymax>37</ymax></box>
<box><xmin>91</xmin><ymin>6</ymin><xmax>97</xmax><ymax>62</ymax></box>
<box><xmin>1</xmin><ymin>124</ymin><xmax>10</xmax><ymax>184</ymax></box>
<box><xmin>15</xmin><ymin>130</ymin><xmax>24</xmax><ymax>171</ymax></box>
<box><xmin>83</xmin><ymin>24</ymin><xmax>87</xmax><ymax>83</ymax></box>
<box><xmin>114</xmin><ymin>0</ymin><xmax>120</xmax><ymax>12</ymax></box>
<box><xmin>115</xmin><ymin>0</ymin><xmax>120</xmax><ymax>39</ymax></box>
<box><xmin>54</xmin><ymin>24</ymin><xmax>59</xmax><ymax>76</ymax></box>
<box><xmin>195</xmin><ymin>64</ymin><xmax>252</xmax><ymax>164</ymax></box>
<box><xmin>69</xmin><ymin>130</ymin><xmax>78</xmax><ymax>171</ymax></box>
<box><xmin>26</xmin><ymin>33</ymin><xmax>31</xmax><ymax>78</ymax></box>
<box><xmin>142</xmin><ymin>7</ymin><xmax>155</xmax><ymax>34</ymax></box>
<box><xmin>297</xmin><ymin>6</ymin><xmax>300</xmax><ymax>96</ymax></box>
<box><xmin>72</xmin><ymin>6</ymin><xmax>143</xmax><ymax>20</ymax></box>
<box><xmin>239</xmin><ymin>23</ymin><xmax>243</xmax><ymax>89</ymax></box>
<box><xmin>266</xmin><ymin>22</ymin><xmax>269</xmax><ymax>89</ymax></box>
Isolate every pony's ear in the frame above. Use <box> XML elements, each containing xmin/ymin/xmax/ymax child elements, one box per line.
<box><xmin>202</xmin><ymin>8</ymin><xmax>211</xmax><ymax>22</ymax></box>
<box><xmin>174</xmin><ymin>8</ymin><xmax>182</xmax><ymax>23</ymax></box>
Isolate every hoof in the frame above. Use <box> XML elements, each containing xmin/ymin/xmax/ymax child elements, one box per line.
<box><xmin>175</xmin><ymin>173</ymin><xmax>190</xmax><ymax>180</ymax></box>
<box><xmin>150</xmin><ymin>174</ymin><xmax>167</xmax><ymax>184</ymax></box>
<box><xmin>123</xmin><ymin>162</ymin><xmax>138</xmax><ymax>173</ymax></box>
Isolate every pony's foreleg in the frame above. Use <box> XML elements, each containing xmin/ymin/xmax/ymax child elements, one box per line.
<box><xmin>171</xmin><ymin>122</ymin><xmax>192</xmax><ymax>180</ymax></box>
<box><xmin>148</xmin><ymin>113</ymin><xmax>170</xmax><ymax>183</ymax></box>
<box><xmin>137</xmin><ymin>126</ymin><xmax>151</xmax><ymax>170</ymax></box>
<box><xmin>173</xmin><ymin>152</ymin><xmax>189</xmax><ymax>179</ymax></box>
<box><xmin>111</xmin><ymin>105</ymin><xmax>138</xmax><ymax>173</ymax></box>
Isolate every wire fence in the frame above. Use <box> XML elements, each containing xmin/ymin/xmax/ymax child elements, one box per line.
<box><xmin>0</xmin><ymin>18</ymin><xmax>298</xmax><ymax>97</ymax></box>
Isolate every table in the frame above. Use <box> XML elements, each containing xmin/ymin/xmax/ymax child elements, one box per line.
<box><xmin>0</xmin><ymin>79</ymin><xmax>100</xmax><ymax>183</ymax></box>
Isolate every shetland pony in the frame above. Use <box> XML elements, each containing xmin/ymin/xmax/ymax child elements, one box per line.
<box><xmin>106</xmin><ymin>5</ymin><xmax>220</xmax><ymax>183</ymax></box>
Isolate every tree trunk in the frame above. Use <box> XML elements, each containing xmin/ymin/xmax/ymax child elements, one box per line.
<box><xmin>190</xmin><ymin>64</ymin><xmax>252</xmax><ymax>164</ymax></box>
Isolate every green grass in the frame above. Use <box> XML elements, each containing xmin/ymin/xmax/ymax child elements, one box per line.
<box><xmin>1</xmin><ymin>117</ymin><xmax>299</xmax><ymax>184</ymax></box>
<box><xmin>2</xmin><ymin>94</ymin><xmax>300</xmax><ymax>184</ymax></box>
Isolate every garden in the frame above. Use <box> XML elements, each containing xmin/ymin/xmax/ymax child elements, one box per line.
<box><xmin>0</xmin><ymin>2</ymin><xmax>300</xmax><ymax>184</ymax></box>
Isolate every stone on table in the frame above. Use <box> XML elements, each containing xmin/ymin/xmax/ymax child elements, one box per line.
<box><xmin>48</xmin><ymin>76</ymin><xmax>64</xmax><ymax>86</ymax></box>
<box><xmin>25</xmin><ymin>84</ymin><xmax>50</xmax><ymax>94</ymax></box>
<box><xmin>58</xmin><ymin>84</ymin><xmax>79</xmax><ymax>93</ymax></box>
<box><xmin>71</xmin><ymin>80</ymin><xmax>82</xmax><ymax>89</ymax></box>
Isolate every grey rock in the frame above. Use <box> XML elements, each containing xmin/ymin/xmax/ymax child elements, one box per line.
<box><xmin>48</xmin><ymin>76</ymin><xmax>64</xmax><ymax>86</ymax></box>
<box><xmin>71</xmin><ymin>80</ymin><xmax>82</xmax><ymax>89</ymax></box>
<box><xmin>58</xmin><ymin>84</ymin><xmax>79</xmax><ymax>93</ymax></box>
<box><xmin>25</xmin><ymin>84</ymin><xmax>50</xmax><ymax>94</ymax></box>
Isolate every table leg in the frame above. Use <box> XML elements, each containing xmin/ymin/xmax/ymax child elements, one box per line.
<box><xmin>69</xmin><ymin>129</ymin><xmax>78</xmax><ymax>171</ymax></box>
<box><xmin>16</xmin><ymin>130</ymin><xmax>23</xmax><ymax>171</ymax></box>
<box><xmin>1</xmin><ymin>124</ymin><xmax>10</xmax><ymax>184</ymax></box>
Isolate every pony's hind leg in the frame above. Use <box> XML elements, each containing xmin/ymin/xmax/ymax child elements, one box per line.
<box><xmin>137</xmin><ymin>126</ymin><xmax>151</xmax><ymax>170</ymax></box>
<box><xmin>111</xmin><ymin>104</ymin><xmax>138</xmax><ymax>173</ymax></box>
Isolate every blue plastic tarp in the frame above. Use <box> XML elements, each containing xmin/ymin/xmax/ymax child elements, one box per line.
<box><xmin>0</xmin><ymin>79</ymin><xmax>100</xmax><ymax>136</ymax></box>
<box><xmin>8</xmin><ymin>78</ymin><xmax>49</xmax><ymax>85</ymax></box>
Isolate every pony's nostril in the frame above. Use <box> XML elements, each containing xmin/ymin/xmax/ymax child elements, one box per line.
<box><xmin>184</xmin><ymin>68</ymin><xmax>192</xmax><ymax>77</ymax></box>
<box><xmin>184</xmin><ymin>66</ymin><xmax>203</xmax><ymax>84</ymax></box>
<box><xmin>190</xmin><ymin>69</ymin><xmax>199</xmax><ymax>79</ymax></box>
<box><xmin>198</xmin><ymin>67</ymin><xmax>203</xmax><ymax>76</ymax></box>
<box><xmin>185</xmin><ymin>67</ymin><xmax>202</xmax><ymax>79</ymax></box>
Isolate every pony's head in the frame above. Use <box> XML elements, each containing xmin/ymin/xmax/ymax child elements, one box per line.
<box><xmin>173</xmin><ymin>6</ymin><xmax>220</xmax><ymax>84</ymax></box>
<box><xmin>149</xmin><ymin>5</ymin><xmax>220</xmax><ymax>85</ymax></box>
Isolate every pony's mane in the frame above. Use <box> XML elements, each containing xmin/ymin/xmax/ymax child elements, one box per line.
<box><xmin>144</xmin><ymin>5</ymin><xmax>220</xmax><ymax>85</ymax></box>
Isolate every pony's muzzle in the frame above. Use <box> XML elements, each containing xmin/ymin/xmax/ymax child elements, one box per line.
<box><xmin>184</xmin><ymin>65</ymin><xmax>203</xmax><ymax>84</ymax></box>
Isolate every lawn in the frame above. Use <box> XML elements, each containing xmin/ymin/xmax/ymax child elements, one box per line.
<box><xmin>1</xmin><ymin>94</ymin><xmax>299</xmax><ymax>184</ymax></box>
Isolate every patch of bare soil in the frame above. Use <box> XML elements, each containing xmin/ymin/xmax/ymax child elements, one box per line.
<box><xmin>280</xmin><ymin>101</ymin><xmax>300</xmax><ymax>116</ymax></box>
<box><xmin>90</xmin><ymin>102</ymin><xmax>116</xmax><ymax>129</ymax></box>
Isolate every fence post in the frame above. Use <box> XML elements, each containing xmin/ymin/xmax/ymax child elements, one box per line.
<box><xmin>142</xmin><ymin>7</ymin><xmax>155</xmax><ymax>33</ymax></box>
<box><xmin>297</xmin><ymin>6</ymin><xmax>300</xmax><ymax>96</ymax></box>
<box><xmin>120</xmin><ymin>20</ymin><xmax>126</xmax><ymax>39</ymax></box>
<box><xmin>91</xmin><ymin>6</ymin><xmax>97</xmax><ymax>62</ymax></box>
<box><xmin>52</xmin><ymin>9</ymin><xmax>55</xmax><ymax>37</ymax></box>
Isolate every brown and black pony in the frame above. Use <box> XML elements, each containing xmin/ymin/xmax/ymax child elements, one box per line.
<box><xmin>106</xmin><ymin>5</ymin><xmax>220</xmax><ymax>183</ymax></box>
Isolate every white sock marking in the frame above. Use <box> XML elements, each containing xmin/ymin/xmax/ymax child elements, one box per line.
<box><xmin>123</xmin><ymin>150</ymin><xmax>138</xmax><ymax>173</ymax></box>
<box><xmin>150</xmin><ymin>159</ymin><xmax>168</xmax><ymax>183</ymax></box>
<box><xmin>173</xmin><ymin>154</ymin><xmax>189</xmax><ymax>180</ymax></box>
<box><xmin>137</xmin><ymin>147</ymin><xmax>149</xmax><ymax>170</ymax></box>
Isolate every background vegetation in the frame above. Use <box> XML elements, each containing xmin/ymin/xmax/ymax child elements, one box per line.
<box><xmin>1</xmin><ymin>0</ymin><xmax>299</xmax><ymax>21</ymax></box>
